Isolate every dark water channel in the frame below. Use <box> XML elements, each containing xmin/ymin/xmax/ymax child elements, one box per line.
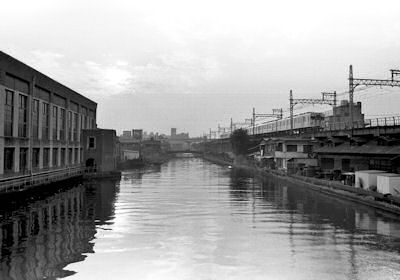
<box><xmin>1</xmin><ymin>156</ymin><xmax>400</xmax><ymax>279</ymax></box>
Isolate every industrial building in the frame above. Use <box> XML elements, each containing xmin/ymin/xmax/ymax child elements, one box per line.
<box><xmin>0</xmin><ymin>51</ymin><xmax>97</xmax><ymax>186</ymax></box>
<box><xmin>82</xmin><ymin>129</ymin><xmax>119</xmax><ymax>175</ymax></box>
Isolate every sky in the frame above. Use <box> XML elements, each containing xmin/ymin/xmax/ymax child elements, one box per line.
<box><xmin>1</xmin><ymin>0</ymin><xmax>400</xmax><ymax>136</ymax></box>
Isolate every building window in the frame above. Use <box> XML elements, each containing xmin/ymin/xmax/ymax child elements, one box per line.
<box><xmin>276</xmin><ymin>143</ymin><xmax>283</xmax><ymax>151</ymax></box>
<box><xmin>69</xmin><ymin>148</ymin><xmax>73</xmax><ymax>165</ymax></box>
<box><xmin>81</xmin><ymin>114</ymin><xmax>85</xmax><ymax>130</ymax></box>
<box><xmin>73</xmin><ymin>113</ymin><xmax>78</xmax><ymax>141</ymax></box>
<box><xmin>369</xmin><ymin>159</ymin><xmax>391</xmax><ymax>171</ymax></box>
<box><xmin>42</xmin><ymin>103</ymin><xmax>50</xmax><ymax>140</ymax></box>
<box><xmin>287</xmin><ymin>145</ymin><xmax>297</xmax><ymax>152</ymax></box>
<box><xmin>68</xmin><ymin>111</ymin><xmax>73</xmax><ymax>141</ymax></box>
<box><xmin>4</xmin><ymin>148</ymin><xmax>14</xmax><ymax>172</ymax></box>
<box><xmin>75</xmin><ymin>148</ymin><xmax>79</xmax><ymax>164</ymax></box>
<box><xmin>59</xmin><ymin>108</ymin><xmax>65</xmax><ymax>140</ymax></box>
<box><xmin>321</xmin><ymin>158</ymin><xmax>334</xmax><ymax>170</ymax></box>
<box><xmin>88</xmin><ymin>136</ymin><xmax>96</xmax><ymax>149</ymax></box>
<box><xmin>276</xmin><ymin>158</ymin><xmax>283</xmax><ymax>168</ymax></box>
<box><xmin>53</xmin><ymin>148</ymin><xmax>58</xmax><ymax>167</ymax></box>
<box><xmin>18</xmin><ymin>94</ymin><xmax>28</xmax><ymax>138</ymax></box>
<box><xmin>4</xmin><ymin>90</ymin><xmax>14</xmax><ymax>137</ymax></box>
<box><xmin>43</xmin><ymin>148</ymin><xmax>50</xmax><ymax>168</ymax></box>
<box><xmin>61</xmin><ymin>148</ymin><xmax>66</xmax><ymax>166</ymax></box>
<box><xmin>52</xmin><ymin>106</ymin><xmax>58</xmax><ymax>140</ymax></box>
<box><xmin>32</xmin><ymin>148</ymin><xmax>40</xmax><ymax>169</ymax></box>
<box><xmin>5</xmin><ymin>73</ymin><xmax>29</xmax><ymax>94</ymax></box>
<box><xmin>303</xmin><ymin>145</ymin><xmax>313</xmax><ymax>153</ymax></box>
<box><xmin>19</xmin><ymin>148</ymin><xmax>28</xmax><ymax>173</ymax></box>
<box><xmin>32</xmin><ymin>99</ymin><xmax>39</xmax><ymax>139</ymax></box>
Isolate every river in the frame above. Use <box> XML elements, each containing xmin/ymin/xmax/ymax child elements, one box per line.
<box><xmin>1</xmin><ymin>155</ymin><xmax>400</xmax><ymax>279</ymax></box>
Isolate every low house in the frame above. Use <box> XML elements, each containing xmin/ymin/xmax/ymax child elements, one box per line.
<box><xmin>314</xmin><ymin>141</ymin><xmax>400</xmax><ymax>173</ymax></box>
<box><xmin>259</xmin><ymin>137</ymin><xmax>318</xmax><ymax>172</ymax></box>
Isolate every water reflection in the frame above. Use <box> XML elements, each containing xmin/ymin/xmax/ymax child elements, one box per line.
<box><xmin>0</xmin><ymin>179</ymin><xmax>119</xmax><ymax>280</ymax></box>
<box><xmin>228</xmin><ymin>168</ymin><xmax>400</xmax><ymax>279</ymax></box>
<box><xmin>1</xmin><ymin>158</ymin><xmax>400</xmax><ymax>280</ymax></box>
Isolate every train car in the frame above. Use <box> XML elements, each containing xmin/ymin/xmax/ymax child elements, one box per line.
<box><xmin>248</xmin><ymin>112</ymin><xmax>325</xmax><ymax>135</ymax></box>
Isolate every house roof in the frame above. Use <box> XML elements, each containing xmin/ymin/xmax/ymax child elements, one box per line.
<box><xmin>260</xmin><ymin>137</ymin><xmax>316</xmax><ymax>145</ymax></box>
<box><xmin>315</xmin><ymin>142</ymin><xmax>400</xmax><ymax>156</ymax></box>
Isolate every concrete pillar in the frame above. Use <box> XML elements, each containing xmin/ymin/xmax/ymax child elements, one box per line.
<box><xmin>0</xmin><ymin>85</ymin><xmax>5</xmax><ymax>174</ymax></box>
<box><xmin>38</xmin><ymin>147</ymin><xmax>43</xmax><ymax>169</ymax></box>
<box><xmin>14</xmin><ymin>146</ymin><xmax>20</xmax><ymax>173</ymax></box>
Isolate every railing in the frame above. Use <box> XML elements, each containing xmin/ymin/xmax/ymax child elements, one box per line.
<box><xmin>364</xmin><ymin>116</ymin><xmax>400</xmax><ymax>127</ymax></box>
<box><xmin>324</xmin><ymin>120</ymin><xmax>364</xmax><ymax>131</ymax></box>
<box><xmin>0</xmin><ymin>165</ymin><xmax>84</xmax><ymax>193</ymax></box>
<box><xmin>324</xmin><ymin>116</ymin><xmax>400</xmax><ymax>131</ymax></box>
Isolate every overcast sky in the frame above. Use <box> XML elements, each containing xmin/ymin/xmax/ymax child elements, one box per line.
<box><xmin>2</xmin><ymin>0</ymin><xmax>400</xmax><ymax>136</ymax></box>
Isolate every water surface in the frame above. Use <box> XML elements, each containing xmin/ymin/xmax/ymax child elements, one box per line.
<box><xmin>1</xmin><ymin>156</ymin><xmax>400</xmax><ymax>279</ymax></box>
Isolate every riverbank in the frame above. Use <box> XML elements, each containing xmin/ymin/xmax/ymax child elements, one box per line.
<box><xmin>203</xmin><ymin>153</ymin><xmax>400</xmax><ymax>216</ymax></box>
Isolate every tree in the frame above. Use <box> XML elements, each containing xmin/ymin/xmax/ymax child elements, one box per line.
<box><xmin>230</xmin><ymin>129</ymin><xmax>250</xmax><ymax>155</ymax></box>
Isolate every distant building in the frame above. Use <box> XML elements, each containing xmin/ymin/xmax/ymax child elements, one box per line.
<box><xmin>122</xmin><ymin>130</ymin><xmax>132</xmax><ymax>138</ymax></box>
<box><xmin>171</xmin><ymin>128</ymin><xmax>177</xmax><ymax>137</ymax></box>
<box><xmin>170</xmin><ymin>128</ymin><xmax>189</xmax><ymax>140</ymax></box>
<box><xmin>132</xmin><ymin>129</ymin><xmax>143</xmax><ymax>140</ymax></box>
<box><xmin>325</xmin><ymin>100</ymin><xmax>364</xmax><ymax>130</ymax></box>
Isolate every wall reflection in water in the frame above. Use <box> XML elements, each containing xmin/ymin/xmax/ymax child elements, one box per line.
<box><xmin>0</xmin><ymin>179</ymin><xmax>119</xmax><ymax>280</ymax></box>
<box><xmin>228</xmin><ymin>168</ymin><xmax>400</xmax><ymax>276</ymax></box>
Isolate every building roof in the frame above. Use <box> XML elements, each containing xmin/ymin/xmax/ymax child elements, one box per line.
<box><xmin>315</xmin><ymin>142</ymin><xmax>400</xmax><ymax>156</ymax></box>
<box><xmin>260</xmin><ymin>137</ymin><xmax>316</xmax><ymax>145</ymax></box>
<box><xmin>0</xmin><ymin>51</ymin><xmax>97</xmax><ymax>108</ymax></box>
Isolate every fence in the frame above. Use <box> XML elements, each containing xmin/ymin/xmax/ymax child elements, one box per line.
<box><xmin>0</xmin><ymin>165</ymin><xmax>84</xmax><ymax>194</ymax></box>
<box><xmin>324</xmin><ymin>116</ymin><xmax>400</xmax><ymax>131</ymax></box>
<box><xmin>364</xmin><ymin>116</ymin><xmax>400</xmax><ymax>127</ymax></box>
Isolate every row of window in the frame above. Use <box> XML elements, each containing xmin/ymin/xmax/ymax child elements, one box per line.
<box><xmin>265</xmin><ymin>144</ymin><xmax>313</xmax><ymax>153</ymax></box>
<box><xmin>4</xmin><ymin>89</ymin><xmax>95</xmax><ymax>140</ymax></box>
<box><xmin>3</xmin><ymin>147</ymin><xmax>82</xmax><ymax>173</ymax></box>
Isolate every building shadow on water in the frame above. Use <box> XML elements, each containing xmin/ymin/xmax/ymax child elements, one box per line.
<box><xmin>228</xmin><ymin>169</ymin><xmax>400</xmax><ymax>252</ymax></box>
<box><xmin>0</xmin><ymin>178</ymin><xmax>120</xmax><ymax>280</ymax></box>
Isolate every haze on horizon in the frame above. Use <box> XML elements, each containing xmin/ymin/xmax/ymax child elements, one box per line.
<box><xmin>2</xmin><ymin>0</ymin><xmax>400</xmax><ymax>136</ymax></box>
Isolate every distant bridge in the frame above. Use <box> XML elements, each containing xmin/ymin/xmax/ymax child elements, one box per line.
<box><xmin>167</xmin><ymin>150</ymin><xmax>203</xmax><ymax>154</ymax></box>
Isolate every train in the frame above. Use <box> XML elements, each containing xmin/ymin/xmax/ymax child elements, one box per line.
<box><xmin>245</xmin><ymin>112</ymin><xmax>325</xmax><ymax>135</ymax></box>
<box><xmin>217</xmin><ymin>101</ymin><xmax>364</xmax><ymax>138</ymax></box>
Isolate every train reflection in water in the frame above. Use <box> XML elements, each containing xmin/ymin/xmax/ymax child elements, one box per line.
<box><xmin>0</xmin><ymin>179</ymin><xmax>119</xmax><ymax>280</ymax></box>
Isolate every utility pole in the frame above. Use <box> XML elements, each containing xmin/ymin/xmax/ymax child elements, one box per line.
<box><xmin>289</xmin><ymin>90</ymin><xmax>336</xmax><ymax>134</ymax></box>
<box><xmin>349</xmin><ymin>65</ymin><xmax>354</xmax><ymax>129</ymax></box>
<box><xmin>390</xmin><ymin>69</ymin><xmax>400</xmax><ymax>81</ymax></box>
<box><xmin>252</xmin><ymin>107</ymin><xmax>283</xmax><ymax>135</ymax></box>
<box><xmin>348</xmin><ymin>65</ymin><xmax>400</xmax><ymax>128</ymax></box>
<box><xmin>321</xmin><ymin>91</ymin><xmax>337</xmax><ymax>107</ymax></box>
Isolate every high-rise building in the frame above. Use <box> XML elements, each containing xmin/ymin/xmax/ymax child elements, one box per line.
<box><xmin>171</xmin><ymin>128</ymin><xmax>177</xmax><ymax>136</ymax></box>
